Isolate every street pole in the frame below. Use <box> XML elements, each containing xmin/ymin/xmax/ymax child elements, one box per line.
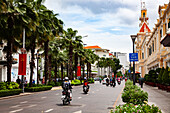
<box><xmin>37</xmin><ymin>50</ymin><xmax>39</xmax><ymax>85</ymax></box>
<box><xmin>131</xmin><ymin>35</ymin><xmax>137</xmax><ymax>85</ymax></box>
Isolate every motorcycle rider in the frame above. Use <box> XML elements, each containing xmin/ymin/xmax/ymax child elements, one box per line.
<box><xmin>83</xmin><ymin>77</ymin><xmax>89</xmax><ymax>89</ymax></box>
<box><xmin>62</xmin><ymin>77</ymin><xmax>72</xmax><ymax>100</ymax></box>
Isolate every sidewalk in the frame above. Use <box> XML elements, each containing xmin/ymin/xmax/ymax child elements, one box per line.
<box><xmin>114</xmin><ymin>82</ymin><xmax>170</xmax><ymax>113</ymax></box>
<box><xmin>139</xmin><ymin>83</ymin><xmax>170</xmax><ymax>113</ymax></box>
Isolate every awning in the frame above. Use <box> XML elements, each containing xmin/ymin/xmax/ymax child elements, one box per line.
<box><xmin>0</xmin><ymin>60</ymin><xmax>17</xmax><ymax>66</ymax></box>
<box><xmin>160</xmin><ymin>34</ymin><xmax>170</xmax><ymax>47</ymax></box>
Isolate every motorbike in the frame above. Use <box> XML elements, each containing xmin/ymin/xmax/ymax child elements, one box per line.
<box><xmin>83</xmin><ymin>85</ymin><xmax>89</xmax><ymax>94</ymax></box>
<box><xmin>112</xmin><ymin>82</ymin><xmax>116</xmax><ymax>87</ymax></box>
<box><xmin>117</xmin><ymin>79</ymin><xmax>121</xmax><ymax>85</ymax></box>
<box><xmin>110</xmin><ymin>82</ymin><xmax>113</xmax><ymax>86</ymax></box>
<box><xmin>61</xmin><ymin>89</ymin><xmax>72</xmax><ymax>105</ymax></box>
<box><xmin>106</xmin><ymin>82</ymin><xmax>109</xmax><ymax>86</ymax></box>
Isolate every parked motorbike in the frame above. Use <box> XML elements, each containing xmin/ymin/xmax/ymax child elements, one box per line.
<box><xmin>110</xmin><ymin>82</ymin><xmax>113</xmax><ymax>86</ymax></box>
<box><xmin>83</xmin><ymin>85</ymin><xmax>89</xmax><ymax>94</ymax></box>
<box><xmin>61</xmin><ymin>89</ymin><xmax>72</xmax><ymax>105</ymax></box>
<box><xmin>106</xmin><ymin>82</ymin><xmax>109</xmax><ymax>86</ymax></box>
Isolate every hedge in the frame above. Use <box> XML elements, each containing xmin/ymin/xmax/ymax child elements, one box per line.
<box><xmin>0</xmin><ymin>89</ymin><xmax>22</xmax><ymax>97</ymax></box>
<box><xmin>24</xmin><ymin>86</ymin><xmax>52</xmax><ymax>92</ymax></box>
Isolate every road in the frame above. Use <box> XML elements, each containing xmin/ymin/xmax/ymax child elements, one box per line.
<box><xmin>0</xmin><ymin>81</ymin><xmax>125</xmax><ymax>113</ymax></box>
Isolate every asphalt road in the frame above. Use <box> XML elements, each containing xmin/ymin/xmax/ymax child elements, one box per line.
<box><xmin>0</xmin><ymin>81</ymin><xmax>125</xmax><ymax>113</ymax></box>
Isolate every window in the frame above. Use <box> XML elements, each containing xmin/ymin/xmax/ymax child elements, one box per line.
<box><xmin>142</xmin><ymin>52</ymin><xmax>144</xmax><ymax>59</ymax></box>
<box><xmin>160</xmin><ymin>29</ymin><xmax>162</xmax><ymax>38</ymax></box>
<box><xmin>152</xmin><ymin>43</ymin><xmax>154</xmax><ymax>52</ymax></box>
<box><xmin>168</xmin><ymin>19</ymin><xmax>170</xmax><ymax>28</ymax></box>
<box><xmin>143</xmin><ymin>12</ymin><xmax>145</xmax><ymax>18</ymax></box>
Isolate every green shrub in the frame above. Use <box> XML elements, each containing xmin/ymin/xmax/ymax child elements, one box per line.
<box><xmin>48</xmin><ymin>81</ymin><xmax>55</xmax><ymax>87</ymax></box>
<box><xmin>24</xmin><ymin>86</ymin><xmax>52</xmax><ymax>92</ymax></box>
<box><xmin>55</xmin><ymin>82</ymin><xmax>62</xmax><ymax>86</ymax></box>
<box><xmin>0</xmin><ymin>89</ymin><xmax>22</xmax><ymax>97</ymax></box>
<box><xmin>158</xmin><ymin>67</ymin><xmax>165</xmax><ymax>84</ymax></box>
<box><xmin>162</xmin><ymin>67</ymin><xmax>169</xmax><ymax>85</ymax></box>
<box><xmin>113</xmin><ymin>103</ymin><xmax>162</xmax><ymax>113</ymax></box>
<box><xmin>88</xmin><ymin>78</ymin><xmax>94</xmax><ymax>83</ymax></box>
<box><xmin>71</xmin><ymin>79</ymin><xmax>81</xmax><ymax>85</ymax></box>
<box><xmin>122</xmin><ymin>80</ymin><xmax>148</xmax><ymax>105</ymax></box>
<box><xmin>0</xmin><ymin>82</ymin><xmax>7</xmax><ymax>90</ymax></box>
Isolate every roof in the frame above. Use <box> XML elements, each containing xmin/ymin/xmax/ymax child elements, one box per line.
<box><xmin>84</xmin><ymin>45</ymin><xmax>102</xmax><ymax>49</ymax></box>
<box><xmin>139</xmin><ymin>22</ymin><xmax>151</xmax><ymax>33</ymax></box>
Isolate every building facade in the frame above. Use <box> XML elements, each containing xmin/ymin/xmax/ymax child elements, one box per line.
<box><xmin>136</xmin><ymin>2</ymin><xmax>170</xmax><ymax>77</ymax></box>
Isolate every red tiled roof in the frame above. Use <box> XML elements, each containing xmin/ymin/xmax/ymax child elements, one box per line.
<box><xmin>139</xmin><ymin>22</ymin><xmax>151</xmax><ymax>32</ymax></box>
<box><xmin>84</xmin><ymin>45</ymin><xmax>101</xmax><ymax>49</ymax></box>
<box><xmin>109</xmin><ymin>53</ymin><xmax>113</xmax><ymax>56</ymax></box>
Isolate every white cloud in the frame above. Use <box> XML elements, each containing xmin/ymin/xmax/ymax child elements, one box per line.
<box><xmin>44</xmin><ymin>0</ymin><xmax>169</xmax><ymax>55</ymax></box>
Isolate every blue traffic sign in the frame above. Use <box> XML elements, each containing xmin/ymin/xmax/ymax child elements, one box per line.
<box><xmin>129</xmin><ymin>53</ymin><xmax>138</xmax><ymax>62</ymax></box>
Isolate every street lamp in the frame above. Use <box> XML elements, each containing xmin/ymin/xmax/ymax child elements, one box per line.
<box><xmin>35</xmin><ymin>49</ymin><xmax>40</xmax><ymax>85</ymax></box>
<box><xmin>131</xmin><ymin>35</ymin><xmax>137</xmax><ymax>85</ymax></box>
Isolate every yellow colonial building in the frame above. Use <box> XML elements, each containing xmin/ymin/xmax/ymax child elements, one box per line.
<box><xmin>135</xmin><ymin>2</ymin><xmax>170</xmax><ymax>77</ymax></box>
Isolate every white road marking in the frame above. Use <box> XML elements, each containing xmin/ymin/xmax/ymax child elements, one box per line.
<box><xmin>45</xmin><ymin>109</ymin><xmax>53</xmax><ymax>112</ymax></box>
<box><xmin>78</xmin><ymin>97</ymin><xmax>82</xmax><ymax>99</ymax></box>
<box><xmin>10</xmin><ymin>105</ymin><xmax>21</xmax><ymax>108</ymax></box>
<box><xmin>20</xmin><ymin>101</ymin><xmax>28</xmax><ymax>104</ymax></box>
<box><xmin>41</xmin><ymin>96</ymin><xmax>47</xmax><ymax>99</ymax></box>
<box><xmin>55</xmin><ymin>94</ymin><xmax>59</xmax><ymax>95</ymax></box>
<box><xmin>73</xmin><ymin>110</ymin><xmax>82</xmax><ymax>113</ymax></box>
<box><xmin>27</xmin><ymin>104</ymin><xmax>37</xmax><ymax>108</ymax></box>
<box><xmin>9</xmin><ymin>109</ymin><xmax>23</xmax><ymax>113</ymax></box>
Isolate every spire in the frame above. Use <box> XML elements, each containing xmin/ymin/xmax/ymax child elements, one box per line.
<box><xmin>139</xmin><ymin>1</ymin><xmax>149</xmax><ymax>27</ymax></box>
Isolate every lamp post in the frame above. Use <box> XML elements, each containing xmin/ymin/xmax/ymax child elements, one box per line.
<box><xmin>131</xmin><ymin>35</ymin><xmax>137</xmax><ymax>85</ymax></box>
<box><xmin>36</xmin><ymin>49</ymin><xmax>40</xmax><ymax>85</ymax></box>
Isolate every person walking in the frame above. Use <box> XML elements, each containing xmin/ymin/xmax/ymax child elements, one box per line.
<box><xmin>16</xmin><ymin>76</ymin><xmax>21</xmax><ymax>88</ymax></box>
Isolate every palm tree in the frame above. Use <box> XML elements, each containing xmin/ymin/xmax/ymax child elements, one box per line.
<box><xmin>63</xmin><ymin>28</ymin><xmax>78</xmax><ymax>80</ymax></box>
<box><xmin>0</xmin><ymin>0</ymin><xmax>38</xmax><ymax>82</ymax></box>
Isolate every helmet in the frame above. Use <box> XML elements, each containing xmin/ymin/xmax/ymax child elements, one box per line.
<box><xmin>64</xmin><ymin>77</ymin><xmax>69</xmax><ymax>81</ymax></box>
<box><xmin>84</xmin><ymin>77</ymin><xmax>87</xmax><ymax>80</ymax></box>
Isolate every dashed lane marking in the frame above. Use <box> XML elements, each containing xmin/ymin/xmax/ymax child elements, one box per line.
<box><xmin>41</xmin><ymin>97</ymin><xmax>47</xmax><ymax>99</ymax></box>
<box><xmin>9</xmin><ymin>109</ymin><xmax>23</xmax><ymax>113</ymax></box>
<box><xmin>45</xmin><ymin>109</ymin><xmax>53</xmax><ymax>112</ymax></box>
<box><xmin>55</xmin><ymin>94</ymin><xmax>59</xmax><ymax>95</ymax></box>
<box><xmin>10</xmin><ymin>105</ymin><xmax>21</xmax><ymax>108</ymax></box>
<box><xmin>20</xmin><ymin>101</ymin><xmax>28</xmax><ymax>104</ymax></box>
<box><xmin>27</xmin><ymin>104</ymin><xmax>37</xmax><ymax>108</ymax></box>
<box><xmin>78</xmin><ymin>97</ymin><xmax>82</xmax><ymax>99</ymax></box>
<box><xmin>73</xmin><ymin>110</ymin><xmax>82</xmax><ymax>113</ymax></box>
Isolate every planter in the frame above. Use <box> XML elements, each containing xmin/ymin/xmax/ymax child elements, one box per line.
<box><xmin>167</xmin><ymin>86</ymin><xmax>170</xmax><ymax>92</ymax></box>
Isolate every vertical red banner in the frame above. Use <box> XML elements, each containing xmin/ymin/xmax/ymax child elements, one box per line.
<box><xmin>77</xmin><ymin>66</ymin><xmax>81</xmax><ymax>77</ymax></box>
<box><xmin>18</xmin><ymin>54</ymin><xmax>27</xmax><ymax>75</ymax></box>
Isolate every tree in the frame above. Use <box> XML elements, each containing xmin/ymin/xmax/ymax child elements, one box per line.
<box><xmin>112</xmin><ymin>58</ymin><xmax>122</xmax><ymax>76</ymax></box>
<box><xmin>0</xmin><ymin>0</ymin><xmax>38</xmax><ymax>82</ymax></box>
<box><xmin>162</xmin><ymin>67</ymin><xmax>169</xmax><ymax>85</ymax></box>
<box><xmin>158</xmin><ymin>67</ymin><xmax>165</xmax><ymax>84</ymax></box>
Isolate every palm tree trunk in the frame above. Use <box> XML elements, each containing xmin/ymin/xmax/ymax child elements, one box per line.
<box><xmin>61</xmin><ymin>63</ymin><xmax>63</xmax><ymax>82</ymax></box>
<box><xmin>54</xmin><ymin>65</ymin><xmax>57</xmax><ymax>84</ymax></box>
<box><xmin>87</xmin><ymin>62</ymin><xmax>89</xmax><ymax>79</ymax></box>
<box><xmin>29</xmin><ymin>39</ymin><xmax>35</xmax><ymax>87</ymax></box>
<box><xmin>69</xmin><ymin>43</ymin><xmax>73</xmax><ymax>80</ymax></box>
<box><xmin>67</xmin><ymin>63</ymin><xmax>68</xmax><ymax>77</ymax></box>
<box><xmin>7</xmin><ymin>17</ymin><xmax>14</xmax><ymax>82</ymax></box>
<box><xmin>48</xmin><ymin>55</ymin><xmax>52</xmax><ymax>82</ymax></box>
<box><xmin>74</xmin><ymin>53</ymin><xmax>78</xmax><ymax>78</ymax></box>
<box><xmin>83</xmin><ymin>62</ymin><xmax>85</xmax><ymax>79</ymax></box>
<box><xmin>89</xmin><ymin>63</ymin><xmax>91</xmax><ymax>78</ymax></box>
<box><xmin>44</xmin><ymin>40</ymin><xmax>49</xmax><ymax>85</ymax></box>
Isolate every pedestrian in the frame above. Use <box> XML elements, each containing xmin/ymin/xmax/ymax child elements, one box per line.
<box><xmin>16</xmin><ymin>76</ymin><xmax>21</xmax><ymax>88</ymax></box>
<box><xmin>139</xmin><ymin>78</ymin><xmax>144</xmax><ymax>88</ymax></box>
<box><xmin>24</xmin><ymin>77</ymin><xmax>28</xmax><ymax>87</ymax></box>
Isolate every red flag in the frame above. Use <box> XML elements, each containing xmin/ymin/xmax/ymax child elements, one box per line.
<box><xmin>18</xmin><ymin>54</ymin><xmax>27</xmax><ymax>75</ymax></box>
<box><xmin>77</xmin><ymin>66</ymin><xmax>81</xmax><ymax>77</ymax></box>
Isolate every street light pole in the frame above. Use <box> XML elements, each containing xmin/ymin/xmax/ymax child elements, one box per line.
<box><xmin>36</xmin><ymin>49</ymin><xmax>39</xmax><ymax>85</ymax></box>
<box><xmin>131</xmin><ymin>35</ymin><xmax>137</xmax><ymax>85</ymax></box>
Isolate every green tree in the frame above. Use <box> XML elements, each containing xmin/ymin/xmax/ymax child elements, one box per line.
<box><xmin>162</xmin><ymin>67</ymin><xmax>169</xmax><ymax>85</ymax></box>
<box><xmin>158</xmin><ymin>67</ymin><xmax>165</xmax><ymax>84</ymax></box>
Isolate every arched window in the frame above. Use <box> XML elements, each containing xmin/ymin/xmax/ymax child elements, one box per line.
<box><xmin>143</xmin><ymin>12</ymin><xmax>145</xmax><ymax>18</ymax></box>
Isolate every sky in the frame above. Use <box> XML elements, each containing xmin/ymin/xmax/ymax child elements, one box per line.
<box><xmin>44</xmin><ymin>0</ymin><xmax>169</xmax><ymax>55</ymax></box>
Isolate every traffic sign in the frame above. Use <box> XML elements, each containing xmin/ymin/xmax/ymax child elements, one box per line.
<box><xmin>129</xmin><ymin>53</ymin><xmax>138</xmax><ymax>62</ymax></box>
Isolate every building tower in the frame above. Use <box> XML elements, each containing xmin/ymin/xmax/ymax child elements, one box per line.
<box><xmin>139</xmin><ymin>2</ymin><xmax>149</xmax><ymax>27</ymax></box>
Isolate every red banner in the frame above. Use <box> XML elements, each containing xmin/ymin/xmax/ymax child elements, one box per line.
<box><xmin>18</xmin><ymin>54</ymin><xmax>27</xmax><ymax>75</ymax></box>
<box><xmin>77</xmin><ymin>66</ymin><xmax>81</xmax><ymax>77</ymax></box>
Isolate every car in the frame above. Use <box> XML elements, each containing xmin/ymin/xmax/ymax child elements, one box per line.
<box><xmin>102</xmin><ymin>78</ymin><xmax>107</xmax><ymax>84</ymax></box>
<box><xmin>94</xmin><ymin>77</ymin><xmax>100</xmax><ymax>81</ymax></box>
